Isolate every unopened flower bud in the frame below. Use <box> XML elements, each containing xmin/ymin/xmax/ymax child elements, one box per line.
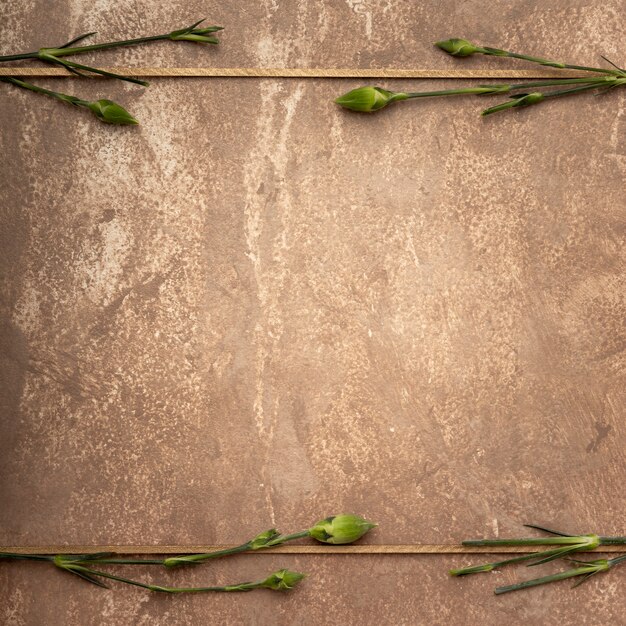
<box><xmin>309</xmin><ymin>514</ymin><xmax>377</xmax><ymax>544</ymax></box>
<box><xmin>168</xmin><ymin>23</ymin><xmax>222</xmax><ymax>44</ymax></box>
<box><xmin>435</xmin><ymin>38</ymin><xmax>482</xmax><ymax>57</ymax></box>
<box><xmin>260</xmin><ymin>569</ymin><xmax>306</xmax><ymax>590</ymax></box>
<box><xmin>170</xmin><ymin>33</ymin><xmax>219</xmax><ymax>43</ymax></box>
<box><xmin>482</xmin><ymin>92</ymin><xmax>544</xmax><ymax>116</ymax></box>
<box><xmin>335</xmin><ymin>86</ymin><xmax>402</xmax><ymax>112</ymax></box>
<box><xmin>87</xmin><ymin>99</ymin><xmax>138</xmax><ymax>125</ymax></box>
<box><xmin>249</xmin><ymin>528</ymin><xmax>281</xmax><ymax>549</ymax></box>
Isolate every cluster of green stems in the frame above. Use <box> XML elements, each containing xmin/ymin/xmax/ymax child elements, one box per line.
<box><xmin>0</xmin><ymin>514</ymin><xmax>376</xmax><ymax>595</ymax></box>
<box><xmin>450</xmin><ymin>524</ymin><xmax>626</xmax><ymax>594</ymax></box>
<box><xmin>0</xmin><ymin>20</ymin><xmax>222</xmax><ymax>124</ymax></box>
<box><xmin>335</xmin><ymin>38</ymin><xmax>625</xmax><ymax>115</ymax></box>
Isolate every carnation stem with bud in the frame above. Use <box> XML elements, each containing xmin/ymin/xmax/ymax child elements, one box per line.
<box><xmin>451</xmin><ymin>524</ymin><xmax>626</xmax><ymax>595</ymax></box>
<box><xmin>0</xmin><ymin>20</ymin><xmax>221</xmax><ymax>124</ymax></box>
<box><xmin>0</xmin><ymin>514</ymin><xmax>375</xmax><ymax>597</ymax></box>
<box><xmin>0</xmin><ymin>76</ymin><xmax>138</xmax><ymax>124</ymax></box>
<box><xmin>335</xmin><ymin>39</ymin><xmax>625</xmax><ymax>116</ymax></box>
<box><xmin>48</xmin><ymin>554</ymin><xmax>304</xmax><ymax>593</ymax></box>
<box><xmin>164</xmin><ymin>514</ymin><xmax>377</xmax><ymax>567</ymax></box>
<box><xmin>494</xmin><ymin>555</ymin><xmax>626</xmax><ymax>595</ymax></box>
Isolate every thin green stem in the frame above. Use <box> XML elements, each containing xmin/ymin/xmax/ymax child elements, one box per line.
<box><xmin>164</xmin><ymin>528</ymin><xmax>312</xmax><ymax>566</ymax></box>
<box><xmin>264</xmin><ymin>530</ymin><xmax>311</xmax><ymax>547</ymax></box>
<box><xmin>164</xmin><ymin>543</ymin><xmax>252</xmax><ymax>566</ymax></box>
<box><xmin>0</xmin><ymin>76</ymin><xmax>86</xmax><ymax>106</ymax></box>
<box><xmin>494</xmin><ymin>555</ymin><xmax>626</xmax><ymax>595</ymax></box>
<box><xmin>403</xmin><ymin>87</ymin><xmax>500</xmax><ymax>98</ymax></box>
<box><xmin>600</xmin><ymin>536</ymin><xmax>626</xmax><ymax>546</ymax></box>
<box><xmin>542</xmin><ymin>82</ymin><xmax>614</xmax><ymax>98</ymax></box>
<box><xmin>79</xmin><ymin>558</ymin><xmax>164</xmax><ymax>565</ymax></box>
<box><xmin>481</xmin><ymin>47</ymin><xmax>621</xmax><ymax>76</ymax></box>
<box><xmin>494</xmin><ymin>565</ymin><xmax>598</xmax><ymax>595</ymax></box>
<box><xmin>506</xmin><ymin>77</ymin><xmax>613</xmax><ymax>90</ymax></box>
<box><xmin>67</xmin><ymin>565</ymin><xmax>260</xmax><ymax>593</ymax></box>
<box><xmin>462</xmin><ymin>536</ymin><xmax>594</xmax><ymax>547</ymax></box>
<box><xmin>450</xmin><ymin>547</ymin><xmax>577</xmax><ymax>576</ymax></box>
<box><xmin>0</xmin><ymin>51</ymin><xmax>39</xmax><ymax>62</ymax></box>
<box><xmin>42</xmin><ymin>55</ymin><xmax>149</xmax><ymax>86</ymax></box>
<box><xmin>397</xmin><ymin>77</ymin><xmax>612</xmax><ymax>102</ymax></box>
<box><xmin>49</xmin><ymin>34</ymin><xmax>176</xmax><ymax>58</ymax></box>
<box><xmin>0</xmin><ymin>552</ymin><xmax>54</xmax><ymax>562</ymax></box>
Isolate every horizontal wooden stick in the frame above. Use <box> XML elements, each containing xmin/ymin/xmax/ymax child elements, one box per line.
<box><xmin>1</xmin><ymin>544</ymin><xmax>623</xmax><ymax>555</ymax></box>
<box><xmin>0</xmin><ymin>67</ymin><xmax>588</xmax><ymax>79</ymax></box>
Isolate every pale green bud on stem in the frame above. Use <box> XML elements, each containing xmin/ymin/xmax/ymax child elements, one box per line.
<box><xmin>335</xmin><ymin>76</ymin><xmax>621</xmax><ymax>114</ymax></box>
<box><xmin>87</xmin><ymin>99</ymin><xmax>138</xmax><ymax>125</ymax></box>
<box><xmin>435</xmin><ymin>38</ymin><xmax>487</xmax><ymax>57</ymax></box>
<box><xmin>334</xmin><ymin>87</ymin><xmax>402</xmax><ymax>112</ymax></box>
<box><xmin>168</xmin><ymin>20</ymin><xmax>223</xmax><ymax>44</ymax></box>
<box><xmin>308</xmin><ymin>514</ymin><xmax>377</xmax><ymax>544</ymax></box>
<box><xmin>0</xmin><ymin>77</ymin><xmax>139</xmax><ymax>125</ymax></box>
<box><xmin>435</xmin><ymin>37</ymin><xmax>621</xmax><ymax>76</ymax></box>
<box><xmin>258</xmin><ymin>569</ymin><xmax>306</xmax><ymax>591</ymax></box>
<box><xmin>481</xmin><ymin>91</ymin><xmax>544</xmax><ymax>116</ymax></box>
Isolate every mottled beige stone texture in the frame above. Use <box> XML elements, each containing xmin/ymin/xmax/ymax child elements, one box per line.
<box><xmin>1</xmin><ymin>1</ymin><xmax>625</xmax><ymax>624</ymax></box>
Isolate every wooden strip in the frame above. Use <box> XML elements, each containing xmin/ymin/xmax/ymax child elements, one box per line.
<box><xmin>0</xmin><ymin>67</ymin><xmax>588</xmax><ymax>79</ymax></box>
<box><xmin>1</xmin><ymin>544</ymin><xmax>623</xmax><ymax>555</ymax></box>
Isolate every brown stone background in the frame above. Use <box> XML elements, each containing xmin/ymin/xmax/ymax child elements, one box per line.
<box><xmin>0</xmin><ymin>1</ymin><xmax>625</xmax><ymax>624</ymax></box>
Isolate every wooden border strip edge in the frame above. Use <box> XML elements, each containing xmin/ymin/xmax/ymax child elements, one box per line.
<box><xmin>2</xmin><ymin>545</ymin><xmax>623</xmax><ymax>555</ymax></box>
<box><xmin>0</xmin><ymin>67</ymin><xmax>588</xmax><ymax>79</ymax></box>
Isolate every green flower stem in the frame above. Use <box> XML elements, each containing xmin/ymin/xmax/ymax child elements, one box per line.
<box><xmin>0</xmin><ymin>76</ymin><xmax>86</xmax><ymax>106</ymax></box>
<box><xmin>164</xmin><ymin>515</ymin><xmax>376</xmax><ymax>566</ymax></box>
<box><xmin>0</xmin><ymin>552</ymin><xmax>55</xmax><ymax>562</ymax></box>
<box><xmin>600</xmin><ymin>536</ymin><xmax>626</xmax><ymax>545</ymax></box>
<box><xmin>462</xmin><ymin>535</ymin><xmax>601</xmax><ymax>548</ymax></box>
<box><xmin>435</xmin><ymin>39</ymin><xmax>624</xmax><ymax>77</ymax></box>
<box><xmin>503</xmin><ymin>77</ymin><xmax>615</xmax><ymax>90</ymax></box>
<box><xmin>264</xmin><ymin>530</ymin><xmax>311</xmax><ymax>547</ymax></box>
<box><xmin>454</xmin><ymin>528</ymin><xmax>626</xmax><ymax>575</ymax></box>
<box><xmin>541</xmin><ymin>82</ymin><xmax>619</xmax><ymax>99</ymax></box>
<box><xmin>450</xmin><ymin>548</ymin><xmax>581</xmax><ymax>577</ymax></box>
<box><xmin>163</xmin><ymin>530</ymin><xmax>311</xmax><ymax>567</ymax></box>
<box><xmin>400</xmin><ymin>87</ymin><xmax>503</xmax><ymax>99</ymax></box>
<box><xmin>494</xmin><ymin>555</ymin><xmax>626</xmax><ymax>595</ymax></box>
<box><xmin>401</xmin><ymin>77</ymin><xmax>611</xmax><ymax>100</ymax></box>
<box><xmin>481</xmin><ymin>80</ymin><xmax>624</xmax><ymax>116</ymax></box>
<box><xmin>164</xmin><ymin>543</ymin><xmax>258</xmax><ymax>567</ymax></box>
<box><xmin>39</xmin><ymin>54</ymin><xmax>149</xmax><ymax>86</ymax></box>
<box><xmin>74</xmin><ymin>557</ymin><xmax>165</xmax><ymax>565</ymax></box>
<box><xmin>478</xmin><ymin>46</ymin><xmax>620</xmax><ymax>76</ymax></box>
<box><xmin>0</xmin><ymin>20</ymin><xmax>222</xmax><ymax>63</ymax></box>
<box><xmin>0</xmin><ymin>76</ymin><xmax>138</xmax><ymax>124</ymax></box>
<box><xmin>60</xmin><ymin>564</ymin><xmax>297</xmax><ymax>593</ymax></box>
<box><xmin>0</xmin><ymin>52</ymin><xmax>39</xmax><ymax>62</ymax></box>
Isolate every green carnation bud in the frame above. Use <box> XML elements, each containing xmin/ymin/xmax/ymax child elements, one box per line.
<box><xmin>87</xmin><ymin>99</ymin><xmax>138</xmax><ymax>125</ymax></box>
<box><xmin>170</xmin><ymin>33</ymin><xmax>219</xmax><ymax>43</ymax></box>
<box><xmin>482</xmin><ymin>91</ymin><xmax>544</xmax><ymax>116</ymax></box>
<box><xmin>260</xmin><ymin>569</ymin><xmax>306</xmax><ymax>591</ymax></box>
<box><xmin>518</xmin><ymin>92</ymin><xmax>544</xmax><ymax>106</ymax></box>
<box><xmin>435</xmin><ymin>38</ymin><xmax>481</xmax><ymax>57</ymax></box>
<box><xmin>249</xmin><ymin>528</ymin><xmax>281</xmax><ymax>549</ymax></box>
<box><xmin>168</xmin><ymin>23</ymin><xmax>222</xmax><ymax>44</ymax></box>
<box><xmin>309</xmin><ymin>514</ymin><xmax>377</xmax><ymax>544</ymax></box>
<box><xmin>335</xmin><ymin>86</ymin><xmax>403</xmax><ymax>112</ymax></box>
